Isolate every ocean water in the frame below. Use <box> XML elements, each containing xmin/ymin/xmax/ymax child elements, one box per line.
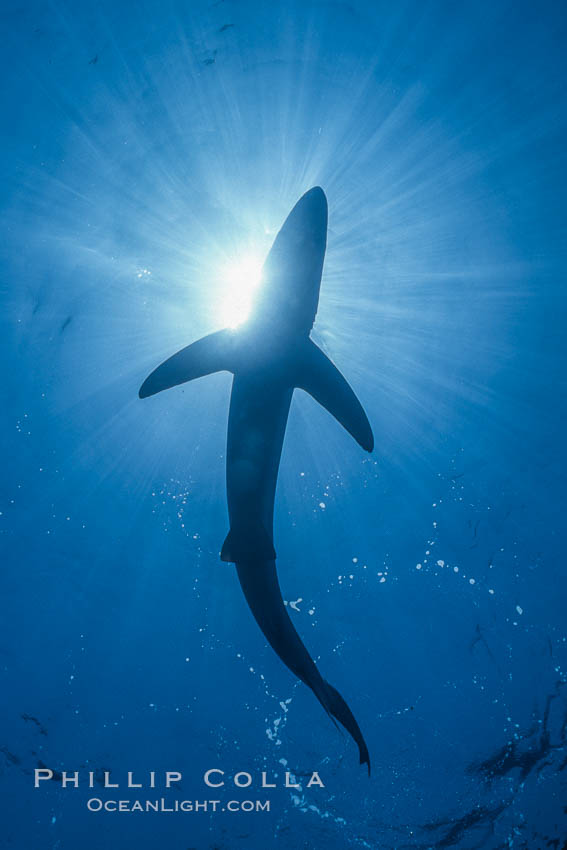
<box><xmin>1</xmin><ymin>1</ymin><xmax>566</xmax><ymax>847</ymax></box>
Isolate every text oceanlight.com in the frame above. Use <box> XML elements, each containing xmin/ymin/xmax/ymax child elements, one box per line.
<box><xmin>86</xmin><ymin>798</ymin><xmax>270</xmax><ymax>813</ymax></box>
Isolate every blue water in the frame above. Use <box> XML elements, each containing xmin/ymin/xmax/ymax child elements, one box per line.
<box><xmin>1</xmin><ymin>1</ymin><xmax>566</xmax><ymax>847</ymax></box>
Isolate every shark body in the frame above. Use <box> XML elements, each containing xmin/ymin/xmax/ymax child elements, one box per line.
<box><xmin>139</xmin><ymin>187</ymin><xmax>373</xmax><ymax>771</ymax></box>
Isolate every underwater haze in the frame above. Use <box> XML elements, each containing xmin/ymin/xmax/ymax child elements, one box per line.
<box><xmin>1</xmin><ymin>0</ymin><xmax>566</xmax><ymax>848</ymax></box>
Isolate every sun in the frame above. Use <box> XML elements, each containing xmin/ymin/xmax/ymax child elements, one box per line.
<box><xmin>216</xmin><ymin>252</ymin><xmax>264</xmax><ymax>329</ymax></box>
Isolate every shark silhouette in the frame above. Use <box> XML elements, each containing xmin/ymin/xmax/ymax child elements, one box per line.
<box><xmin>139</xmin><ymin>187</ymin><xmax>373</xmax><ymax>771</ymax></box>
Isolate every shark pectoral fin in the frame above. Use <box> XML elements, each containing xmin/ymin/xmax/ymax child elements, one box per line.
<box><xmin>220</xmin><ymin>522</ymin><xmax>277</xmax><ymax>563</ymax></box>
<box><xmin>295</xmin><ymin>340</ymin><xmax>374</xmax><ymax>452</ymax></box>
<box><xmin>139</xmin><ymin>329</ymin><xmax>236</xmax><ymax>398</ymax></box>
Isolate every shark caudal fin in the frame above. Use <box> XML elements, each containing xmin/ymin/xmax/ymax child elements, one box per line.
<box><xmin>295</xmin><ymin>340</ymin><xmax>374</xmax><ymax>452</ymax></box>
<box><xmin>221</xmin><ymin>522</ymin><xmax>276</xmax><ymax>562</ymax></box>
<box><xmin>323</xmin><ymin>680</ymin><xmax>371</xmax><ymax>774</ymax></box>
<box><xmin>139</xmin><ymin>329</ymin><xmax>236</xmax><ymax>398</ymax></box>
<box><xmin>235</xmin><ymin>558</ymin><xmax>371</xmax><ymax>771</ymax></box>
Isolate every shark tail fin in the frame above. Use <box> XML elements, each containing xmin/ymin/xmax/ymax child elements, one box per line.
<box><xmin>235</xmin><ymin>558</ymin><xmax>371</xmax><ymax>771</ymax></box>
<box><xmin>323</xmin><ymin>680</ymin><xmax>371</xmax><ymax>775</ymax></box>
<box><xmin>295</xmin><ymin>340</ymin><xmax>374</xmax><ymax>452</ymax></box>
<box><xmin>139</xmin><ymin>329</ymin><xmax>236</xmax><ymax>398</ymax></box>
<box><xmin>220</xmin><ymin>522</ymin><xmax>276</xmax><ymax>563</ymax></box>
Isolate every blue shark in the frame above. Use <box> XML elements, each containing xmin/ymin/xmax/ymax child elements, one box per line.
<box><xmin>139</xmin><ymin>187</ymin><xmax>373</xmax><ymax>771</ymax></box>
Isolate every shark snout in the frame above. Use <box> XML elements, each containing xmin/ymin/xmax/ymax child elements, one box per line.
<box><xmin>301</xmin><ymin>186</ymin><xmax>327</xmax><ymax>220</ymax></box>
<box><xmin>284</xmin><ymin>186</ymin><xmax>328</xmax><ymax>246</ymax></box>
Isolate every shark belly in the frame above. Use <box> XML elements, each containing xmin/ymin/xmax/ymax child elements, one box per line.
<box><xmin>223</xmin><ymin>372</ymin><xmax>293</xmax><ymax>561</ymax></box>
